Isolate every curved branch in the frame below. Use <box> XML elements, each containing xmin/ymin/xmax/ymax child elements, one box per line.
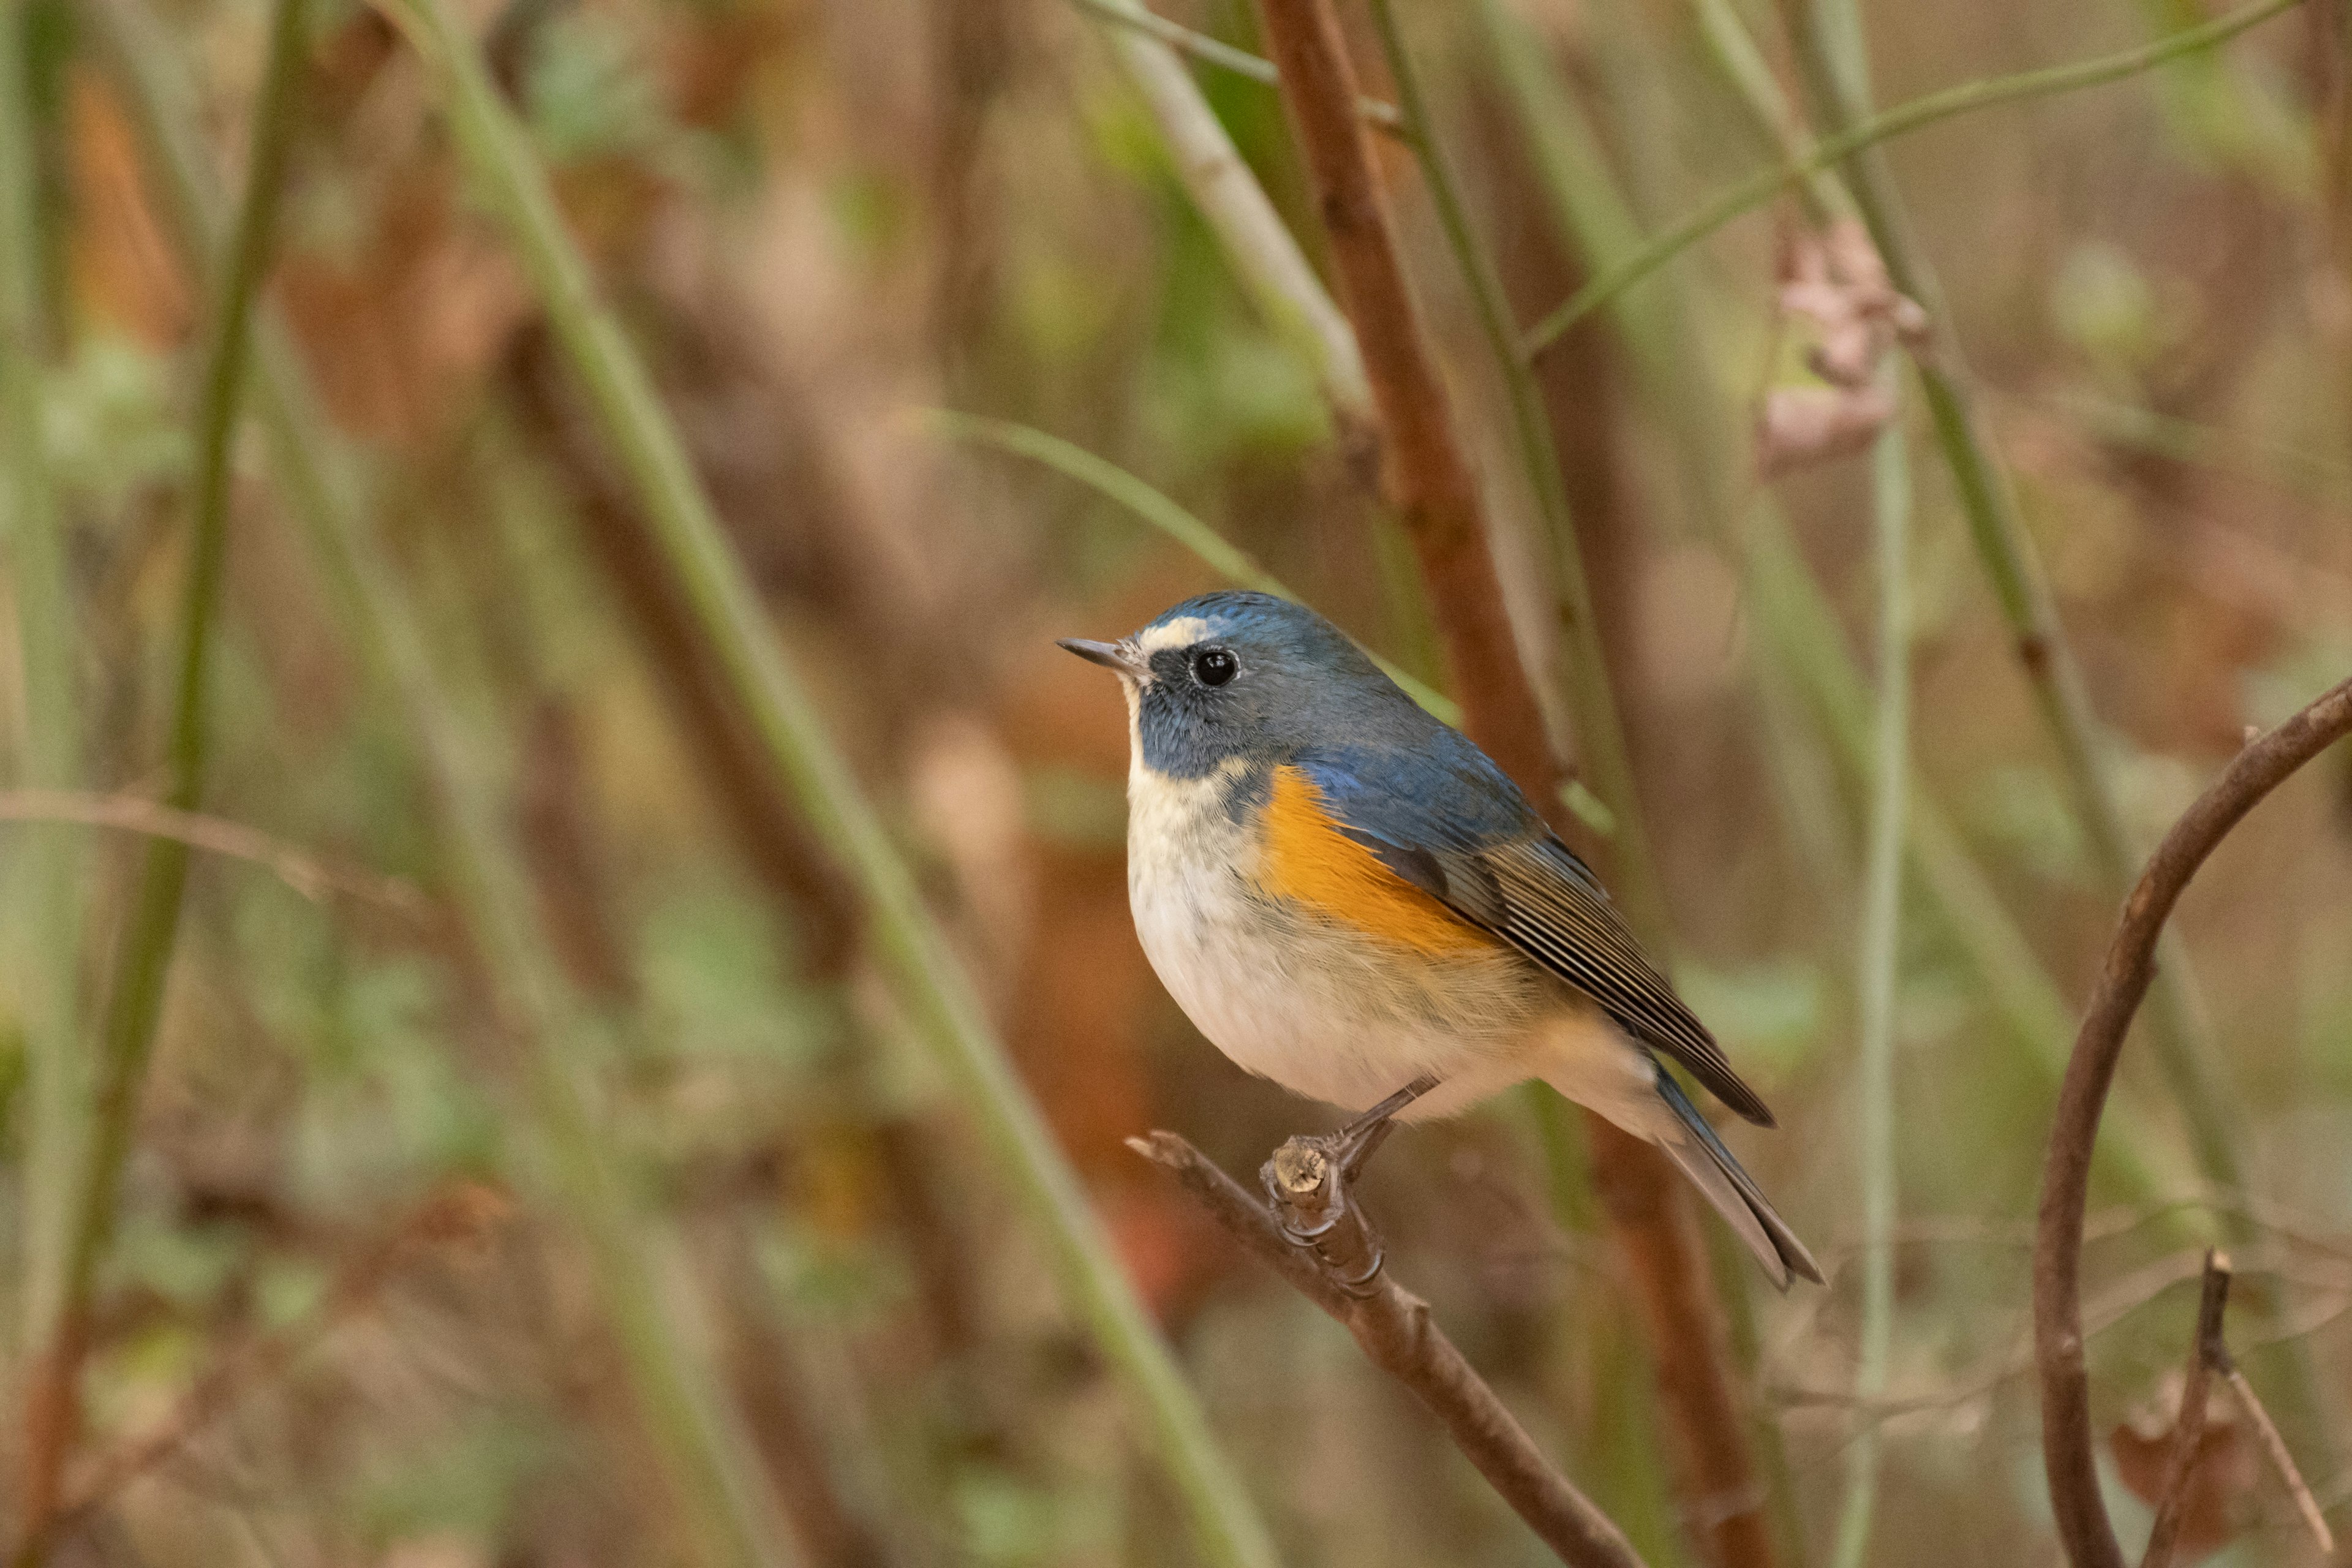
<box><xmin>2034</xmin><ymin>674</ymin><xmax>2352</xmax><ymax>1568</ymax></box>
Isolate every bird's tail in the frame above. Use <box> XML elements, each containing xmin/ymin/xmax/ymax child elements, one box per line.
<box><xmin>1646</xmin><ymin>1071</ymin><xmax>1823</xmax><ymax>1291</ymax></box>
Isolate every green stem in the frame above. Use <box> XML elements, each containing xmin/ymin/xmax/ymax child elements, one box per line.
<box><xmin>15</xmin><ymin>0</ymin><xmax>306</xmax><ymax>1553</ymax></box>
<box><xmin>1779</xmin><ymin>0</ymin><xmax>2338</xmax><ymax>1472</ymax></box>
<box><xmin>1523</xmin><ymin>0</ymin><xmax>2305</xmax><ymax>353</ymax></box>
<box><xmin>1480</xmin><ymin>0</ymin><xmax>2180</xmax><ymax>1207</ymax></box>
<box><xmin>85</xmin><ymin>4</ymin><xmax>812</xmax><ymax>1562</ymax></box>
<box><xmin>1829</xmin><ymin>377</ymin><xmax>1909</xmax><ymax>1568</ymax></box>
<box><xmin>1687</xmin><ymin>0</ymin><xmax>1845</xmax><ymax>224</ymax></box>
<box><xmin>1774</xmin><ymin>0</ymin><xmax>2254</xmax><ymax>1219</ymax></box>
<box><xmin>932</xmin><ymin>410</ymin><xmax>1453</xmax><ymax>718</ymax></box>
<box><xmin>385</xmin><ymin>6</ymin><xmax>1276</xmax><ymax>1565</ymax></box>
<box><xmin>1</xmin><ymin>0</ymin><xmax>87</xmax><ymax>1376</ymax></box>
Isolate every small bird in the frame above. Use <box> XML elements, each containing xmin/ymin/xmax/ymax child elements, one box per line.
<box><xmin>1061</xmin><ymin>590</ymin><xmax>1821</xmax><ymax>1287</ymax></box>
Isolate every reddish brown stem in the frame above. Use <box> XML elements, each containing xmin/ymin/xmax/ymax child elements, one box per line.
<box><xmin>1249</xmin><ymin>0</ymin><xmax>1545</xmax><ymax>790</ymax></box>
<box><xmin>1246</xmin><ymin>2</ymin><xmax>1775</xmax><ymax>1562</ymax></box>
<box><xmin>2036</xmin><ymin>674</ymin><xmax>2352</xmax><ymax>1568</ymax></box>
<box><xmin>2140</xmin><ymin>1251</ymin><xmax>2232</xmax><ymax>1568</ymax></box>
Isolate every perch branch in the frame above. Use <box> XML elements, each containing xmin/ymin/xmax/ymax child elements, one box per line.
<box><xmin>2035</xmin><ymin>674</ymin><xmax>2352</xmax><ymax>1568</ymax></box>
<box><xmin>1131</xmin><ymin>1132</ymin><xmax>1647</xmax><ymax>1568</ymax></box>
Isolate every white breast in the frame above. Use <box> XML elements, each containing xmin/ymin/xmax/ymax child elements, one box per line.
<box><xmin>1124</xmin><ymin>755</ymin><xmax>1559</xmax><ymax>1118</ymax></box>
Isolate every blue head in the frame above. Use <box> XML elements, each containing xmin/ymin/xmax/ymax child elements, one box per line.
<box><xmin>1060</xmin><ymin>591</ymin><xmax>1436</xmax><ymax>779</ymax></box>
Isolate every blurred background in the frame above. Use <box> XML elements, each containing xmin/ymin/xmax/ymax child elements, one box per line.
<box><xmin>1</xmin><ymin>0</ymin><xmax>2350</xmax><ymax>1563</ymax></box>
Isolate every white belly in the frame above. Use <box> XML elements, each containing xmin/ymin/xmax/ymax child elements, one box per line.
<box><xmin>1125</xmin><ymin>758</ymin><xmax>1570</xmax><ymax>1118</ymax></box>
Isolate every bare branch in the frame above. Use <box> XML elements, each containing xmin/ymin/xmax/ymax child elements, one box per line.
<box><xmin>0</xmin><ymin>788</ymin><xmax>428</xmax><ymax>914</ymax></box>
<box><xmin>2141</xmin><ymin>1251</ymin><xmax>2233</xmax><ymax>1568</ymax></box>
<box><xmin>2035</xmin><ymin>674</ymin><xmax>2352</xmax><ymax>1568</ymax></box>
<box><xmin>2220</xmin><ymin>1365</ymin><xmax>2337</xmax><ymax>1554</ymax></box>
<box><xmin>1129</xmin><ymin>1133</ymin><xmax>1648</xmax><ymax>1568</ymax></box>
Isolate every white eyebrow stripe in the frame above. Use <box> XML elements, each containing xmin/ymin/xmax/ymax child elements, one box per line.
<box><xmin>1137</xmin><ymin>616</ymin><xmax>1212</xmax><ymax>654</ymax></box>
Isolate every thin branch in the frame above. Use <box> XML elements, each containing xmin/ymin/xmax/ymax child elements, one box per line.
<box><xmin>1247</xmin><ymin>0</ymin><xmax>1542</xmax><ymax>784</ymax></box>
<box><xmin>0</xmin><ymin>790</ymin><xmax>429</xmax><ymax>913</ymax></box>
<box><xmin>13</xmin><ymin>0</ymin><xmax>309</xmax><ymax>1553</ymax></box>
<box><xmin>1365</xmin><ymin>0</ymin><xmax>1665</xmax><ymax>942</ymax></box>
<box><xmin>1</xmin><ymin>0</ymin><xmax>94</xmax><ymax>1477</ymax></box>
<box><xmin>925</xmin><ymin>410</ymin><xmax>1455</xmax><ymax>720</ymax></box>
<box><xmin>1069</xmin><ymin>0</ymin><xmax>1403</xmax><ymax>135</ymax></box>
<box><xmin>380</xmin><ymin>4</ymin><xmax>1277</xmax><ymax>1564</ymax></box>
<box><xmin>1523</xmin><ymin>0</ymin><xmax>2305</xmax><ymax>353</ymax></box>
<box><xmin>2034</xmin><ymin>674</ymin><xmax>2352</xmax><ymax>1568</ymax></box>
<box><xmin>2139</xmin><ymin>1250</ymin><xmax>2231</xmax><ymax>1568</ymax></box>
<box><xmin>1830</xmin><ymin>373</ymin><xmax>1910</xmax><ymax>1568</ymax></box>
<box><xmin>1130</xmin><ymin>1133</ymin><xmax>1648</xmax><ymax>1568</ymax></box>
<box><xmin>2220</xmin><ymin>1365</ymin><xmax>2337</xmax><ymax>1554</ymax></box>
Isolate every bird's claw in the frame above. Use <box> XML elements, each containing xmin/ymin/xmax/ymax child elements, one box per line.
<box><xmin>1261</xmin><ymin>1074</ymin><xmax>1438</xmax><ymax>1297</ymax></box>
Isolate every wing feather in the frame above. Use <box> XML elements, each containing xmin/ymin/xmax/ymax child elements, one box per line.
<box><xmin>1307</xmin><ymin>748</ymin><xmax>1774</xmax><ymax>1128</ymax></box>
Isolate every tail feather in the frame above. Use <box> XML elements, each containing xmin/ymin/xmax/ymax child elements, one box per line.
<box><xmin>1650</xmin><ymin>1072</ymin><xmax>1823</xmax><ymax>1290</ymax></box>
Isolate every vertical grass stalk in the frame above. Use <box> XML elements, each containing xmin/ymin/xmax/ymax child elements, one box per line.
<box><xmin>83</xmin><ymin>4</ymin><xmax>815</xmax><ymax>1562</ymax></box>
<box><xmin>1829</xmin><ymin>381</ymin><xmax>1909</xmax><ymax>1568</ymax></box>
<box><xmin>1768</xmin><ymin>0</ymin><xmax>2248</xmax><ymax>1200</ymax></box>
<box><xmin>13</xmin><ymin>0</ymin><xmax>307</xmax><ymax>1548</ymax></box>
<box><xmin>1</xmin><ymin>0</ymin><xmax>89</xmax><ymax>1378</ymax></box>
<box><xmin>1482</xmin><ymin>0</ymin><xmax>2184</xmax><ymax>1204</ymax></box>
<box><xmin>1773</xmin><ymin>0</ymin><xmax>2337</xmax><ymax>1467</ymax></box>
<box><xmin>383</xmin><ymin>6</ymin><xmax>1278</xmax><ymax>1565</ymax></box>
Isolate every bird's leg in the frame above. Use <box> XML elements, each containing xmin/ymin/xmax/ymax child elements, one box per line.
<box><xmin>1262</xmin><ymin>1074</ymin><xmax>1439</xmax><ymax>1297</ymax></box>
<box><xmin>1325</xmin><ymin>1073</ymin><xmax>1441</xmax><ymax>1181</ymax></box>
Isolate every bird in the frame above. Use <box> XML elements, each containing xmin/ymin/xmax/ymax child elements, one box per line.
<box><xmin>1060</xmin><ymin>590</ymin><xmax>1822</xmax><ymax>1288</ymax></box>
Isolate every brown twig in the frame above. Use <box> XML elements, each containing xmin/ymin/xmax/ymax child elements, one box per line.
<box><xmin>2141</xmin><ymin>1250</ymin><xmax>2233</xmax><ymax>1568</ymax></box>
<box><xmin>1130</xmin><ymin>1132</ymin><xmax>1648</xmax><ymax>1568</ymax></box>
<box><xmin>1249</xmin><ymin>0</ymin><xmax>1542</xmax><ymax>790</ymax></box>
<box><xmin>2035</xmin><ymin>674</ymin><xmax>2352</xmax><ymax>1568</ymax></box>
<box><xmin>0</xmin><ymin>788</ymin><xmax>428</xmax><ymax>914</ymax></box>
<box><xmin>2220</xmin><ymin>1362</ymin><xmax>2338</xmax><ymax>1555</ymax></box>
<box><xmin>1245</xmin><ymin>3</ymin><xmax>1776</xmax><ymax>1561</ymax></box>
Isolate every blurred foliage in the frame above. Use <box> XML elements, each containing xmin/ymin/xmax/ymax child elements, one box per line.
<box><xmin>0</xmin><ymin>0</ymin><xmax>2348</xmax><ymax>1563</ymax></box>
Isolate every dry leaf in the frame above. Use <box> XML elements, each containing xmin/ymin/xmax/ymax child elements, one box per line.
<box><xmin>2111</xmin><ymin>1370</ymin><xmax>2261</xmax><ymax>1563</ymax></box>
<box><xmin>1756</xmin><ymin>382</ymin><xmax>1896</xmax><ymax>477</ymax></box>
<box><xmin>1757</xmin><ymin>220</ymin><xmax>1927</xmax><ymax>475</ymax></box>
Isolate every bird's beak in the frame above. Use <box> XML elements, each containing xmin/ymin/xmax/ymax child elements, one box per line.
<box><xmin>1057</xmin><ymin>637</ymin><xmax>1148</xmax><ymax>680</ymax></box>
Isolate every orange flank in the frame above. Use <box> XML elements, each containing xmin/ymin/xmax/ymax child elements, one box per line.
<box><xmin>1256</xmin><ymin>765</ymin><xmax>1496</xmax><ymax>955</ymax></box>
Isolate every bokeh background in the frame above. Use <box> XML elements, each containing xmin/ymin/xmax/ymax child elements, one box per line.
<box><xmin>1</xmin><ymin>0</ymin><xmax>2350</xmax><ymax>1563</ymax></box>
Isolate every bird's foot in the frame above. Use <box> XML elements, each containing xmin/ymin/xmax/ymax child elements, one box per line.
<box><xmin>1262</xmin><ymin>1074</ymin><xmax>1438</xmax><ymax>1297</ymax></box>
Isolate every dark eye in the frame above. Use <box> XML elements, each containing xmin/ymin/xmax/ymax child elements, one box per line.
<box><xmin>1192</xmin><ymin>647</ymin><xmax>1239</xmax><ymax>687</ymax></box>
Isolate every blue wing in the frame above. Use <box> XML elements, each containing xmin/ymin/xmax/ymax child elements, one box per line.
<box><xmin>1295</xmin><ymin>741</ymin><xmax>1776</xmax><ymax>1128</ymax></box>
